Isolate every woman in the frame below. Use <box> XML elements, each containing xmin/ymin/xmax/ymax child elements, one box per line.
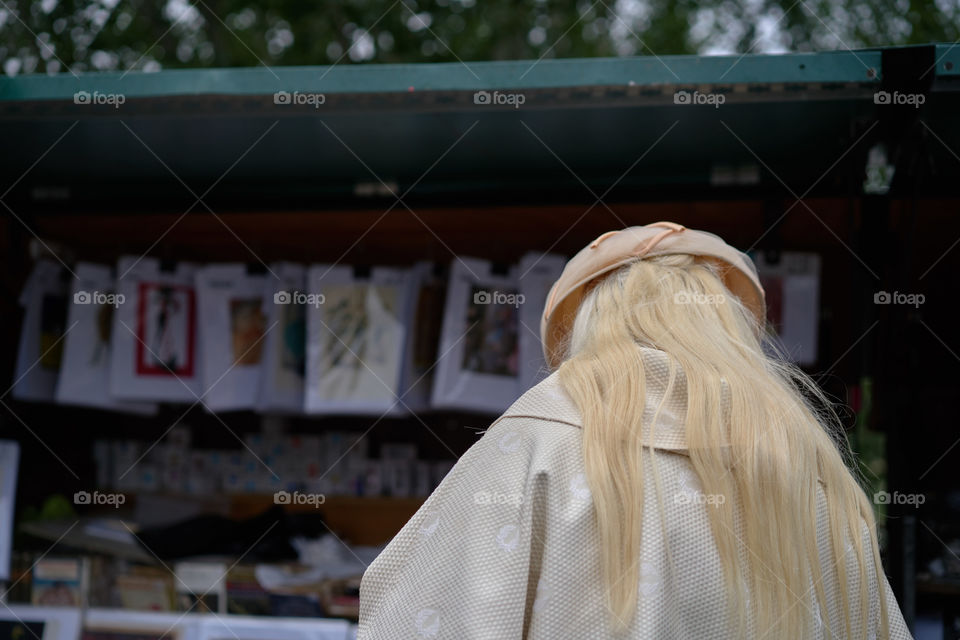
<box><xmin>358</xmin><ymin>222</ymin><xmax>912</xmax><ymax>639</ymax></box>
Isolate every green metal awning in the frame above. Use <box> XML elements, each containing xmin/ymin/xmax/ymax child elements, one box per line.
<box><xmin>1</xmin><ymin>49</ymin><xmax>883</xmax><ymax>99</ymax></box>
<box><xmin>1</xmin><ymin>44</ymin><xmax>957</xmax><ymax>209</ymax></box>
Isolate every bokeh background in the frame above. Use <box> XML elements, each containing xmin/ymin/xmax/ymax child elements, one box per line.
<box><xmin>3</xmin><ymin>0</ymin><xmax>960</xmax><ymax>75</ymax></box>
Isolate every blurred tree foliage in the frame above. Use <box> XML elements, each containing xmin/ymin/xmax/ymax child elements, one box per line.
<box><xmin>1</xmin><ymin>0</ymin><xmax>958</xmax><ymax>75</ymax></box>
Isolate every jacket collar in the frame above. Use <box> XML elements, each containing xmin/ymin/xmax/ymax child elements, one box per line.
<box><xmin>498</xmin><ymin>347</ymin><xmax>695</xmax><ymax>452</ymax></box>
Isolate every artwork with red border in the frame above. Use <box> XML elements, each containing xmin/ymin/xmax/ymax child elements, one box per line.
<box><xmin>135</xmin><ymin>281</ymin><xmax>196</xmax><ymax>377</ymax></box>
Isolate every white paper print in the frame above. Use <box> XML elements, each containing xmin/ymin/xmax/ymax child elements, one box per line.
<box><xmin>258</xmin><ymin>262</ymin><xmax>307</xmax><ymax>413</ymax></box>
<box><xmin>305</xmin><ymin>265</ymin><xmax>414</xmax><ymax>414</ymax></box>
<box><xmin>196</xmin><ymin>264</ymin><xmax>268</xmax><ymax>412</ymax></box>
<box><xmin>12</xmin><ymin>259</ymin><xmax>68</xmax><ymax>402</ymax></box>
<box><xmin>109</xmin><ymin>256</ymin><xmax>201</xmax><ymax>402</ymax></box>
<box><xmin>431</xmin><ymin>257</ymin><xmax>523</xmax><ymax>412</ymax></box>
<box><xmin>55</xmin><ymin>263</ymin><xmax>156</xmax><ymax>414</ymax></box>
<box><xmin>396</xmin><ymin>262</ymin><xmax>444</xmax><ymax>413</ymax></box>
<box><xmin>754</xmin><ymin>252</ymin><xmax>821</xmax><ymax>365</ymax></box>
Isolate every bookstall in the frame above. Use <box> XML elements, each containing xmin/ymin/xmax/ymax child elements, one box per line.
<box><xmin>2</xmin><ymin>43</ymin><xmax>959</xmax><ymax>637</ymax></box>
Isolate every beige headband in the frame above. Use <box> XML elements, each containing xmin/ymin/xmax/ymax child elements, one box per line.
<box><xmin>540</xmin><ymin>221</ymin><xmax>767</xmax><ymax>369</ymax></box>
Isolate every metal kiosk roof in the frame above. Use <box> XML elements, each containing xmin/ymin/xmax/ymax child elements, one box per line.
<box><xmin>1</xmin><ymin>44</ymin><xmax>958</xmax><ymax>208</ymax></box>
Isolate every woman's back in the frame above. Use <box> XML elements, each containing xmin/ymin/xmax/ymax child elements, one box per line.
<box><xmin>357</xmin><ymin>362</ymin><xmax>911</xmax><ymax>638</ymax></box>
<box><xmin>359</xmin><ymin>224</ymin><xmax>913</xmax><ymax>639</ymax></box>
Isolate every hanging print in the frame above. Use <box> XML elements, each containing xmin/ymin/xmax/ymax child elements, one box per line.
<box><xmin>110</xmin><ymin>257</ymin><xmax>201</xmax><ymax>402</ymax></box>
<box><xmin>258</xmin><ymin>262</ymin><xmax>307</xmax><ymax>413</ymax></box>
<box><xmin>136</xmin><ymin>282</ymin><xmax>196</xmax><ymax>377</ymax></box>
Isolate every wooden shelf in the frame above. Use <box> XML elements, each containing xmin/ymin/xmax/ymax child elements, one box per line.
<box><xmin>119</xmin><ymin>492</ymin><xmax>426</xmax><ymax>547</ymax></box>
<box><xmin>229</xmin><ymin>493</ymin><xmax>425</xmax><ymax>546</ymax></box>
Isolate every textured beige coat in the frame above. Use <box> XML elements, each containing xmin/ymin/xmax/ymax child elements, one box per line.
<box><xmin>358</xmin><ymin>349</ymin><xmax>912</xmax><ymax>639</ymax></box>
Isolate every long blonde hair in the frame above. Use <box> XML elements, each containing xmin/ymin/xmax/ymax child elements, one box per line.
<box><xmin>555</xmin><ymin>253</ymin><xmax>889</xmax><ymax>639</ymax></box>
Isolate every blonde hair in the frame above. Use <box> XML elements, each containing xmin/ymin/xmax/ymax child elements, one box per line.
<box><xmin>555</xmin><ymin>253</ymin><xmax>889</xmax><ymax>639</ymax></box>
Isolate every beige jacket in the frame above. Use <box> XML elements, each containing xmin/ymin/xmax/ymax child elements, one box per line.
<box><xmin>358</xmin><ymin>349</ymin><xmax>912</xmax><ymax>639</ymax></box>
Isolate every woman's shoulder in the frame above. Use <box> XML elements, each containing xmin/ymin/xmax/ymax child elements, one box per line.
<box><xmin>493</xmin><ymin>372</ymin><xmax>584</xmax><ymax>430</ymax></box>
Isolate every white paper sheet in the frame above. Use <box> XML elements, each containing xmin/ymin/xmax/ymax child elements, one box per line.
<box><xmin>55</xmin><ymin>262</ymin><xmax>157</xmax><ymax>414</ymax></box>
<box><xmin>12</xmin><ymin>260</ymin><xmax>68</xmax><ymax>402</ymax></box>
<box><xmin>305</xmin><ymin>266</ymin><xmax>413</xmax><ymax>415</ymax></box>
<box><xmin>396</xmin><ymin>262</ymin><xmax>444</xmax><ymax>413</ymax></box>
<box><xmin>109</xmin><ymin>257</ymin><xmax>201</xmax><ymax>402</ymax></box>
<box><xmin>431</xmin><ymin>257</ymin><xmax>523</xmax><ymax>413</ymax></box>
<box><xmin>196</xmin><ymin>264</ymin><xmax>267</xmax><ymax>412</ymax></box>
<box><xmin>258</xmin><ymin>263</ymin><xmax>307</xmax><ymax>414</ymax></box>
<box><xmin>754</xmin><ymin>252</ymin><xmax>821</xmax><ymax>365</ymax></box>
